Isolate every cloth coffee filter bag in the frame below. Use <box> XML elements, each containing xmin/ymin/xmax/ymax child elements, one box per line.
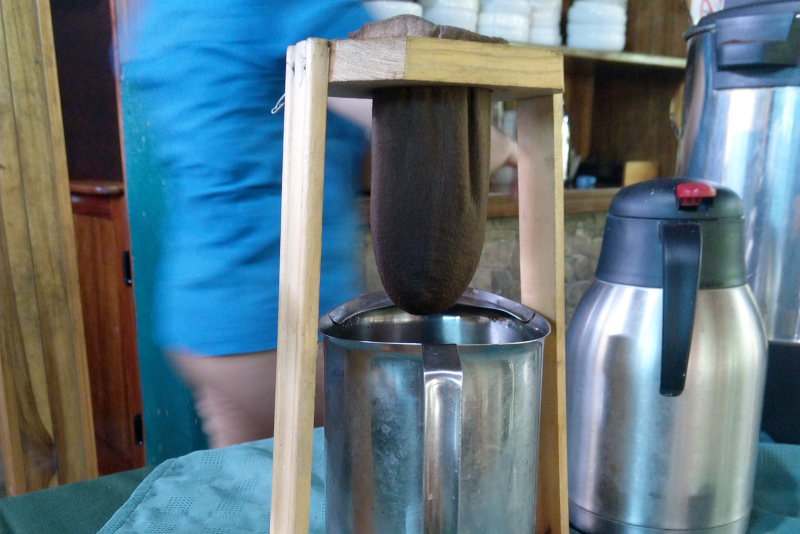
<box><xmin>352</xmin><ymin>16</ymin><xmax>502</xmax><ymax>315</ymax></box>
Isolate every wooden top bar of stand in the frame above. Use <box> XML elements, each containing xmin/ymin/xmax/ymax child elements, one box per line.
<box><xmin>328</xmin><ymin>35</ymin><xmax>564</xmax><ymax>100</ymax></box>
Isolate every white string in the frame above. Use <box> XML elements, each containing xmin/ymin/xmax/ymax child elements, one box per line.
<box><xmin>271</xmin><ymin>93</ymin><xmax>286</xmax><ymax>114</ymax></box>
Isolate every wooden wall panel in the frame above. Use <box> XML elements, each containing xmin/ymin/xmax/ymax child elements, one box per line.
<box><xmin>563</xmin><ymin>72</ymin><xmax>595</xmax><ymax>160</ymax></box>
<box><xmin>0</xmin><ymin>0</ymin><xmax>98</xmax><ymax>495</ymax></box>
<box><xmin>626</xmin><ymin>0</ymin><xmax>691</xmax><ymax>57</ymax></box>
<box><xmin>590</xmin><ymin>66</ymin><xmax>685</xmax><ymax>177</ymax></box>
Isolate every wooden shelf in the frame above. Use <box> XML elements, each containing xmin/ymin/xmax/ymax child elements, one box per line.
<box><xmin>564</xmin><ymin>187</ymin><xmax>620</xmax><ymax>214</ymax></box>
<box><xmin>562</xmin><ymin>46</ymin><xmax>686</xmax><ymax>70</ymax></box>
<box><xmin>70</xmin><ymin>180</ymin><xmax>124</xmax><ymax>197</ymax></box>
<box><xmin>485</xmin><ymin>188</ymin><xmax>619</xmax><ymax>218</ymax></box>
<box><xmin>511</xmin><ymin>44</ymin><xmax>687</xmax><ymax>72</ymax></box>
<box><xmin>359</xmin><ymin>188</ymin><xmax>619</xmax><ymax>222</ymax></box>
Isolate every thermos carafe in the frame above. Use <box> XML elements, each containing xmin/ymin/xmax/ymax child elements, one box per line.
<box><xmin>567</xmin><ymin>179</ymin><xmax>767</xmax><ymax>534</ymax></box>
<box><xmin>320</xmin><ymin>289</ymin><xmax>551</xmax><ymax>534</ymax></box>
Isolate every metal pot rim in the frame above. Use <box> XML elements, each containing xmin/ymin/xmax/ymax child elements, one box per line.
<box><xmin>326</xmin><ymin>288</ymin><xmax>537</xmax><ymax>325</ymax></box>
<box><xmin>319</xmin><ymin>288</ymin><xmax>551</xmax><ymax>345</ymax></box>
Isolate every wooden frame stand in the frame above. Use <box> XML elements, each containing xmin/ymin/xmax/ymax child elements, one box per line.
<box><xmin>272</xmin><ymin>36</ymin><xmax>566</xmax><ymax>534</ymax></box>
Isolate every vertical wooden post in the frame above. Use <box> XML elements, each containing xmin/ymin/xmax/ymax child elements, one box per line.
<box><xmin>517</xmin><ymin>94</ymin><xmax>568</xmax><ymax>534</ymax></box>
<box><xmin>271</xmin><ymin>38</ymin><xmax>330</xmax><ymax>534</ymax></box>
<box><xmin>0</xmin><ymin>0</ymin><xmax>98</xmax><ymax>495</ymax></box>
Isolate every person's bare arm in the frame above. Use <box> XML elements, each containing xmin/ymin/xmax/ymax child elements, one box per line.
<box><xmin>490</xmin><ymin>123</ymin><xmax>518</xmax><ymax>171</ymax></box>
<box><xmin>328</xmin><ymin>96</ymin><xmax>372</xmax><ymax>131</ymax></box>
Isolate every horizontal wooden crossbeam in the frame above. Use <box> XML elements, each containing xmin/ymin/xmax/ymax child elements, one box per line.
<box><xmin>329</xmin><ymin>36</ymin><xmax>564</xmax><ymax>100</ymax></box>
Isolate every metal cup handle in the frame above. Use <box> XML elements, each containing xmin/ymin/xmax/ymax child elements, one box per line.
<box><xmin>422</xmin><ymin>344</ymin><xmax>463</xmax><ymax>534</ymax></box>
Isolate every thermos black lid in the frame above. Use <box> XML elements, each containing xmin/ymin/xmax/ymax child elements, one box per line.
<box><xmin>608</xmin><ymin>178</ymin><xmax>743</xmax><ymax>221</ymax></box>
<box><xmin>596</xmin><ymin>178</ymin><xmax>747</xmax><ymax>290</ymax></box>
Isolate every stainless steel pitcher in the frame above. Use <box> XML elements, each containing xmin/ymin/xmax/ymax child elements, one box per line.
<box><xmin>676</xmin><ymin>1</ymin><xmax>800</xmax><ymax>343</ymax></box>
<box><xmin>320</xmin><ymin>289</ymin><xmax>551</xmax><ymax>534</ymax></box>
<box><xmin>676</xmin><ymin>0</ymin><xmax>800</xmax><ymax>444</ymax></box>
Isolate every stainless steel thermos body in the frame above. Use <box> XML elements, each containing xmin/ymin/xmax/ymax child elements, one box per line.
<box><xmin>568</xmin><ymin>282</ymin><xmax>767</xmax><ymax>534</ymax></box>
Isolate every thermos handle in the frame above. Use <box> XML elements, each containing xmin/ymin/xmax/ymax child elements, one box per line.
<box><xmin>422</xmin><ymin>344</ymin><xmax>463</xmax><ymax>534</ymax></box>
<box><xmin>660</xmin><ymin>222</ymin><xmax>702</xmax><ymax>397</ymax></box>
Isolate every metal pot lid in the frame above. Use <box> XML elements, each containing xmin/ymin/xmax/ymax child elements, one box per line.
<box><xmin>683</xmin><ymin>0</ymin><xmax>799</xmax><ymax>89</ymax></box>
<box><xmin>686</xmin><ymin>0</ymin><xmax>800</xmax><ymax>38</ymax></box>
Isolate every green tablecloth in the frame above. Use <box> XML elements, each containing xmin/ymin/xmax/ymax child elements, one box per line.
<box><xmin>0</xmin><ymin>466</ymin><xmax>155</xmax><ymax>534</ymax></box>
<box><xmin>2</xmin><ymin>433</ymin><xmax>798</xmax><ymax>534</ymax></box>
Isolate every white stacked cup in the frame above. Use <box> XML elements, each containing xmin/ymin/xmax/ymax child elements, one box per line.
<box><xmin>529</xmin><ymin>0</ymin><xmax>563</xmax><ymax>46</ymax></box>
<box><xmin>364</xmin><ymin>0</ymin><xmax>424</xmax><ymax>20</ymax></box>
<box><xmin>478</xmin><ymin>0</ymin><xmax>531</xmax><ymax>42</ymax></box>
<box><xmin>421</xmin><ymin>0</ymin><xmax>481</xmax><ymax>32</ymax></box>
<box><xmin>566</xmin><ymin>0</ymin><xmax>628</xmax><ymax>51</ymax></box>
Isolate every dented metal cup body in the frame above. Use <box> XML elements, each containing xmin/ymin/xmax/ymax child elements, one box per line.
<box><xmin>320</xmin><ymin>289</ymin><xmax>550</xmax><ymax>534</ymax></box>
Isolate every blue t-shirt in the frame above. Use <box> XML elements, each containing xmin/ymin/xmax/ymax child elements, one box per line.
<box><xmin>124</xmin><ymin>1</ymin><xmax>371</xmax><ymax>355</ymax></box>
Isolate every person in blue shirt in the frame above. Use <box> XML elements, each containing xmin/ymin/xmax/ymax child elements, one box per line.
<box><xmin>125</xmin><ymin>0</ymin><xmax>517</xmax><ymax>448</ymax></box>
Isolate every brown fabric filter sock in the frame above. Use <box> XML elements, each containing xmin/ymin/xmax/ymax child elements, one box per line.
<box><xmin>370</xmin><ymin>86</ymin><xmax>492</xmax><ymax>315</ymax></box>
<box><xmin>351</xmin><ymin>15</ymin><xmax>500</xmax><ymax>315</ymax></box>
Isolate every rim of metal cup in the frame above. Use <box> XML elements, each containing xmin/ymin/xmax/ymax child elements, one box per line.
<box><xmin>319</xmin><ymin>288</ymin><xmax>551</xmax><ymax>347</ymax></box>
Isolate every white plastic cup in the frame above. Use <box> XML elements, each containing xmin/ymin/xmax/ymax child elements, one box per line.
<box><xmin>529</xmin><ymin>33</ymin><xmax>562</xmax><ymax>46</ymax></box>
<box><xmin>566</xmin><ymin>21</ymin><xmax>626</xmax><ymax>36</ymax></box>
<box><xmin>581</xmin><ymin>0</ymin><xmax>627</xmax><ymax>7</ymax></box>
<box><xmin>477</xmin><ymin>23</ymin><xmax>529</xmax><ymax>41</ymax></box>
<box><xmin>480</xmin><ymin>0</ymin><xmax>532</xmax><ymax>17</ymax></box>
<box><xmin>529</xmin><ymin>24</ymin><xmax>562</xmax><ymax>45</ymax></box>
<box><xmin>419</xmin><ymin>0</ymin><xmax>480</xmax><ymax>10</ymax></box>
<box><xmin>530</xmin><ymin>6</ymin><xmax>561</xmax><ymax>26</ymax></box>
<box><xmin>566</xmin><ymin>24</ymin><xmax>626</xmax><ymax>51</ymax></box>
<box><xmin>529</xmin><ymin>0</ymin><xmax>563</xmax><ymax>8</ymax></box>
<box><xmin>478</xmin><ymin>11</ymin><xmax>530</xmax><ymax>29</ymax></box>
<box><xmin>424</xmin><ymin>6</ymin><xmax>480</xmax><ymax>30</ymax></box>
<box><xmin>530</xmin><ymin>23</ymin><xmax>561</xmax><ymax>34</ymax></box>
<box><xmin>567</xmin><ymin>0</ymin><xmax>627</xmax><ymax>25</ymax></box>
<box><xmin>364</xmin><ymin>1</ymin><xmax>424</xmax><ymax>20</ymax></box>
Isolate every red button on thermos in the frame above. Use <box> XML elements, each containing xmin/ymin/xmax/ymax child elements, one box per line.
<box><xmin>676</xmin><ymin>182</ymin><xmax>717</xmax><ymax>207</ymax></box>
